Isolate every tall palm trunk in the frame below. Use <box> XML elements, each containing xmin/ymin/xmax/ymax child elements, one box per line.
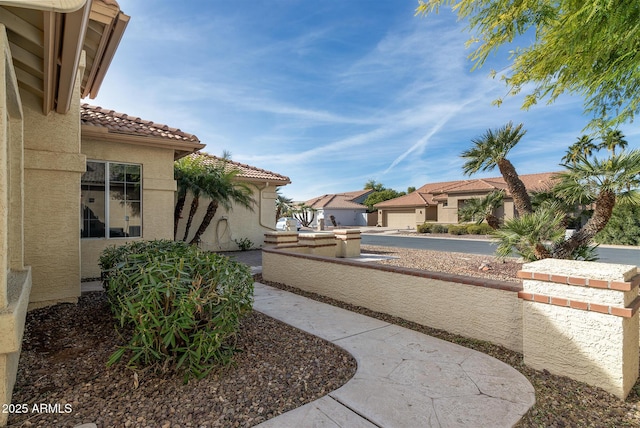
<box><xmin>486</xmin><ymin>214</ymin><xmax>500</xmax><ymax>230</ymax></box>
<box><xmin>190</xmin><ymin>200</ymin><xmax>219</xmax><ymax>245</ymax></box>
<box><xmin>174</xmin><ymin>191</ymin><xmax>187</xmax><ymax>239</ymax></box>
<box><xmin>182</xmin><ymin>195</ymin><xmax>200</xmax><ymax>241</ymax></box>
<box><xmin>552</xmin><ymin>190</ymin><xmax>615</xmax><ymax>258</ymax></box>
<box><xmin>497</xmin><ymin>159</ymin><xmax>533</xmax><ymax>215</ymax></box>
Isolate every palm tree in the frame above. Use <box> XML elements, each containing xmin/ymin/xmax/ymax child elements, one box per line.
<box><xmin>562</xmin><ymin>135</ymin><xmax>598</xmax><ymax>164</ymax></box>
<box><xmin>182</xmin><ymin>173</ymin><xmax>207</xmax><ymax>241</ymax></box>
<box><xmin>600</xmin><ymin>129</ymin><xmax>628</xmax><ymax>155</ymax></box>
<box><xmin>461</xmin><ymin>122</ymin><xmax>533</xmax><ymax>215</ymax></box>
<box><xmin>551</xmin><ymin>150</ymin><xmax>640</xmax><ymax>258</ymax></box>
<box><xmin>494</xmin><ymin>204</ymin><xmax>567</xmax><ymax>261</ymax></box>
<box><xmin>458</xmin><ymin>190</ymin><xmax>505</xmax><ymax>229</ymax></box>
<box><xmin>174</xmin><ymin>155</ymin><xmax>206</xmax><ymax>239</ymax></box>
<box><xmin>275</xmin><ymin>189</ymin><xmax>293</xmax><ymax>220</ymax></box>
<box><xmin>189</xmin><ymin>163</ymin><xmax>255</xmax><ymax>245</ymax></box>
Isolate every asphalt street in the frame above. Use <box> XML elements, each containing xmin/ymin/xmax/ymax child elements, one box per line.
<box><xmin>361</xmin><ymin>234</ymin><xmax>640</xmax><ymax>267</ymax></box>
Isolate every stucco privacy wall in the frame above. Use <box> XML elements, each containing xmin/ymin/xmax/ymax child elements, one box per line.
<box><xmin>519</xmin><ymin>259</ymin><xmax>640</xmax><ymax>399</ymax></box>
<box><xmin>22</xmin><ymin>57</ymin><xmax>86</xmax><ymax>308</ymax></box>
<box><xmin>0</xmin><ymin>24</ymin><xmax>31</xmax><ymax>426</ymax></box>
<box><xmin>177</xmin><ymin>184</ymin><xmax>279</xmax><ymax>252</ymax></box>
<box><xmin>262</xmin><ymin>247</ymin><xmax>524</xmax><ymax>352</ymax></box>
<box><xmin>80</xmin><ymin>139</ymin><xmax>177</xmax><ymax>278</ymax></box>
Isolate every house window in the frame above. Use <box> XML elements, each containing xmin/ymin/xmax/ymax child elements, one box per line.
<box><xmin>81</xmin><ymin>161</ymin><xmax>142</xmax><ymax>238</ymax></box>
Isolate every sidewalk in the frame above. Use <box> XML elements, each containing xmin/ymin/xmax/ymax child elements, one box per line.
<box><xmin>253</xmin><ymin>282</ymin><xmax>535</xmax><ymax>427</ymax></box>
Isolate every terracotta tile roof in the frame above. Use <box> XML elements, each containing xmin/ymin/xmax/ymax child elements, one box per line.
<box><xmin>81</xmin><ymin>104</ymin><xmax>201</xmax><ymax>143</ymax></box>
<box><xmin>305</xmin><ymin>189</ymin><xmax>374</xmax><ymax>210</ymax></box>
<box><xmin>375</xmin><ymin>172</ymin><xmax>559</xmax><ymax>208</ymax></box>
<box><xmin>191</xmin><ymin>152</ymin><xmax>291</xmax><ymax>184</ymax></box>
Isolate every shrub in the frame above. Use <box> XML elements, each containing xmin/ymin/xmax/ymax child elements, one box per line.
<box><xmin>432</xmin><ymin>224</ymin><xmax>449</xmax><ymax>234</ymax></box>
<box><xmin>448</xmin><ymin>225</ymin><xmax>467</xmax><ymax>235</ymax></box>
<box><xmin>234</xmin><ymin>237</ymin><xmax>253</xmax><ymax>251</ymax></box>
<box><xmin>467</xmin><ymin>223</ymin><xmax>494</xmax><ymax>235</ymax></box>
<box><xmin>416</xmin><ymin>223</ymin><xmax>432</xmax><ymax>233</ymax></box>
<box><xmin>101</xmin><ymin>240</ymin><xmax>254</xmax><ymax>381</ymax></box>
<box><xmin>595</xmin><ymin>204</ymin><xmax>640</xmax><ymax>246</ymax></box>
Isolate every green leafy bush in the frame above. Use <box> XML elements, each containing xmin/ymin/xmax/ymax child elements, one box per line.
<box><xmin>432</xmin><ymin>224</ymin><xmax>449</xmax><ymax>234</ymax></box>
<box><xmin>448</xmin><ymin>225</ymin><xmax>467</xmax><ymax>235</ymax></box>
<box><xmin>466</xmin><ymin>223</ymin><xmax>494</xmax><ymax>235</ymax></box>
<box><xmin>416</xmin><ymin>223</ymin><xmax>433</xmax><ymax>233</ymax></box>
<box><xmin>595</xmin><ymin>204</ymin><xmax>640</xmax><ymax>246</ymax></box>
<box><xmin>100</xmin><ymin>240</ymin><xmax>254</xmax><ymax>381</ymax></box>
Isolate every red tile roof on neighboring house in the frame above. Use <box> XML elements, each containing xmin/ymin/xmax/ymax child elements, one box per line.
<box><xmin>81</xmin><ymin>104</ymin><xmax>201</xmax><ymax>143</ymax></box>
<box><xmin>191</xmin><ymin>152</ymin><xmax>291</xmax><ymax>184</ymax></box>
<box><xmin>375</xmin><ymin>172</ymin><xmax>559</xmax><ymax>208</ymax></box>
<box><xmin>305</xmin><ymin>189</ymin><xmax>374</xmax><ymax>210</ymax></box>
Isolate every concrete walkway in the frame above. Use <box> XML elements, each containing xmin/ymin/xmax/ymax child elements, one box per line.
<box><xmin>253</xmin><ymin>282</ymin><xmax>535</xmax><ymax>428</ymax></box>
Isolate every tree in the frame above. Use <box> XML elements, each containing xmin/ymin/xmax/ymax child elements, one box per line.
<box><xmin>461</xmin><ymin>122</ymin><xmax>532</xmax><ymax>215</ymax></box>
<box><xmin>551</xmin><ymin>150</ymin><xmax>640</xmax><ymax>258</ymax></box>
<box><xmin>292</xmin><ymin>203</ymin><xmax>316</xmax><ymax>227</ymax></box>
<box><xmin>275</xmin><ymin>189</ymin><xmax>293</xmax><ymax>220</ymax></box>
<box><xmin>363</xmin><ymin>189</ymin><xmax>405</xmax><ymax>212</ymax></box>
<box><xmin>174</xmin><ymin>155</ymin><xmax>207</xmax><ymax>239</ymax></box>
<box><xmin>364</xmin><ymin>179</ymin><xmax>384</xmax><ymax>192</ymax></box>
<box><xmin>457</xmin><ymin>190</ymin><xmax>505</xmax><ymax>229</ymax></box>
<box><xmin>562</xmin><ymin>135</ymin><xmax>597</xmax><ymax>165</ymax></box>
<box><xmin>600</xmin><ymin>129</ymin><xmax>628</xmax><ymax>156</ymax></box>
<box><xmin>462</xmin><ymin>123</ymin><xmax>640</xmax><ymax>260</ymax></box>
<box><xmin>596</xmin><ymin>204</ymin><xmax>640</xmax><ymax>246</ymax></box>
<box><xmin>189</xmin><ymin>163</ymin><xmax>255</xmax><ymax>245</ymax></box>
<box><xmin>416</xmin><ymin>1</ymin><xmax>640</xmax><ymax>130</ymax></box>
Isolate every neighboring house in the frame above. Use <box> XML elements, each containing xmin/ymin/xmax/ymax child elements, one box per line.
<box><xmin>80</xmin><ymin>104</ymin><xmax>205</xmax><ymax>279</ymax></box>
<box><xmin>176</xmin><ymin>152</ymin><xmax>291</xmax><ymax>251</ymax></box>
<box><xmin>0</xmin><ymin>0</ymin><xmax>132</xmax><ymax>423</ymax></box>
<box><xmin>304</xmin><ymin>189</ymin><xmax>374</xmax><ymax>227</ymax></box>
<box><xmin>375</xmin><ymin>172</ymin><xmax>557</xmax><ymax>229</ymax></box>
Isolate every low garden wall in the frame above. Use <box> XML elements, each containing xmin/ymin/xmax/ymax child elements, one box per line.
<box><xmin>262</xmin><ymin>230</ymin><xmax>640</xmax><ymax>399</ymax></box>
<box><xmin>262</xmin><ymin>246</ymin><xmax>524</xmax><ymax>352</ymax></box>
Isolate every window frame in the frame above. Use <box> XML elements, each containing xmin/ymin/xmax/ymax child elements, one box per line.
<box><xmin>81</xmin><ymin>160</ymin><xmax>143</xmax><ymax>239</ymax></box>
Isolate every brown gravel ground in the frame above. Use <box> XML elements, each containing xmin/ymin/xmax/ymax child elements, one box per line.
<box><xmin>8</xmin><ymin>293</ymin><xmax>356</xmax><ymax>428</ymax></box>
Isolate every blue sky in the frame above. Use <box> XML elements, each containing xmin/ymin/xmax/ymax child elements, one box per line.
<box><xmin>92</xmin><ymin>0</ymin><xmax>638</xmax><ymax>201</ymax></box>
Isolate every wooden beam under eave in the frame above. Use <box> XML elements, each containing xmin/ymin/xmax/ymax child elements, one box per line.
<box><xmin>83</xmin><ymin>10</ymin><xmax>127</xmax><ymax>99</ymax></box>
<box><xmin>55</xmin><ymin>1</ymin><xmax>90</xmax><ymax>114</ymax></box>
<box><xmin>42</xmin><ymin>11</ymin><xmax>57</xmax><ymax>113</ymax></box>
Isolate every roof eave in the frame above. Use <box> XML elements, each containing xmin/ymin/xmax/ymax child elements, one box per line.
<box><xmin>82</xmin><ymin>124</ymin><xmax>205</xmax><ymax>159</ymax></box>
<box><xmin>82</xmin><ymin>4</ymin><xmax>129</xmax><ymax>99</ymax></box>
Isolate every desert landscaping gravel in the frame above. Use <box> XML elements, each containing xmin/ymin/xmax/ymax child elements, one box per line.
<box><xmin>9</xmin><ymin>245</ymin><xmax>640</xmax><ymax>427</ymax></box>
<box><xmin>8</xmin><ymin>292</ymin><xmax>356</xmax><ymax>427</ymax></box>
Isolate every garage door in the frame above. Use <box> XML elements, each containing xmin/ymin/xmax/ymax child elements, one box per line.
<box><xmin>384</xmin><ymin>210</ymin><xmax>416</xmax><ymax>229</ymax></box>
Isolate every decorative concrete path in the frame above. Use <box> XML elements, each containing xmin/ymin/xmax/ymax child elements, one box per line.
<box><xmin>253</xmin><ymin>282</ymin><xmax>535</xmax><ymax>428</ymax></box>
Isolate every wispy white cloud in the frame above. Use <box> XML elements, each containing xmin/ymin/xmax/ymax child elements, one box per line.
<box><xmin>93</xmin><ymin>1</ymin><xmax>636</xmax><ymax>201</ymax></box>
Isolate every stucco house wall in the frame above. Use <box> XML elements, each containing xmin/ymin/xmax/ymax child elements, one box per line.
<box><xmin>177</xmin><ymin>183</ymin><xmax>281</xmax><ymax>251</ymax></box>
<box><xmin>23</xmin><ymin>89</ymin><xmax>86</xmax><ymax>308</ymax></box>
<box><xmin>80</xmin><ymin>139</ymin><xmax>178</xmax><ymax>278</ymax></box>
<box><xmin>377</xmin><ymin>173</ymin><xmax>556</xmax><ymax>228</ymax></box>
<box><xmin>317</xmin><ymin>208</ymin><xmax>368</xmax><ymax>228</ymax></box>
<box><xmin>0</xmin><ymin>1</ymin><xmax>131</xmax><ymax>422</ymax></box>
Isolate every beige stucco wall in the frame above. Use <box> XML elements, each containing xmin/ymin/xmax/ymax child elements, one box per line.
<box><xmin>520</xmin><ymin>259</ymin><xmax>640</xmax><ymax>398</ymax></box>
<box><xmin>262</xmin><ymin>249</ymin><xmax>523</xmax><ymax>352</ymax></box>
<box><xmin>22</xmin><ymin>86</ymin><xmax>85</xmax><ymax>308</ymax></box>
<box><xmin>0</xmin><ymin>24</ymin><xmax>31</xmax><ymax>426</ymax></box>
<box><xmin>177</xmin><ymin>183</ymin><xmax>278</xmax><ymax>252</ymax></box>
<box><xmin>80</xmin><ymin>138</ymin><xmax>177</xmax><ymax>278</ymax></box>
